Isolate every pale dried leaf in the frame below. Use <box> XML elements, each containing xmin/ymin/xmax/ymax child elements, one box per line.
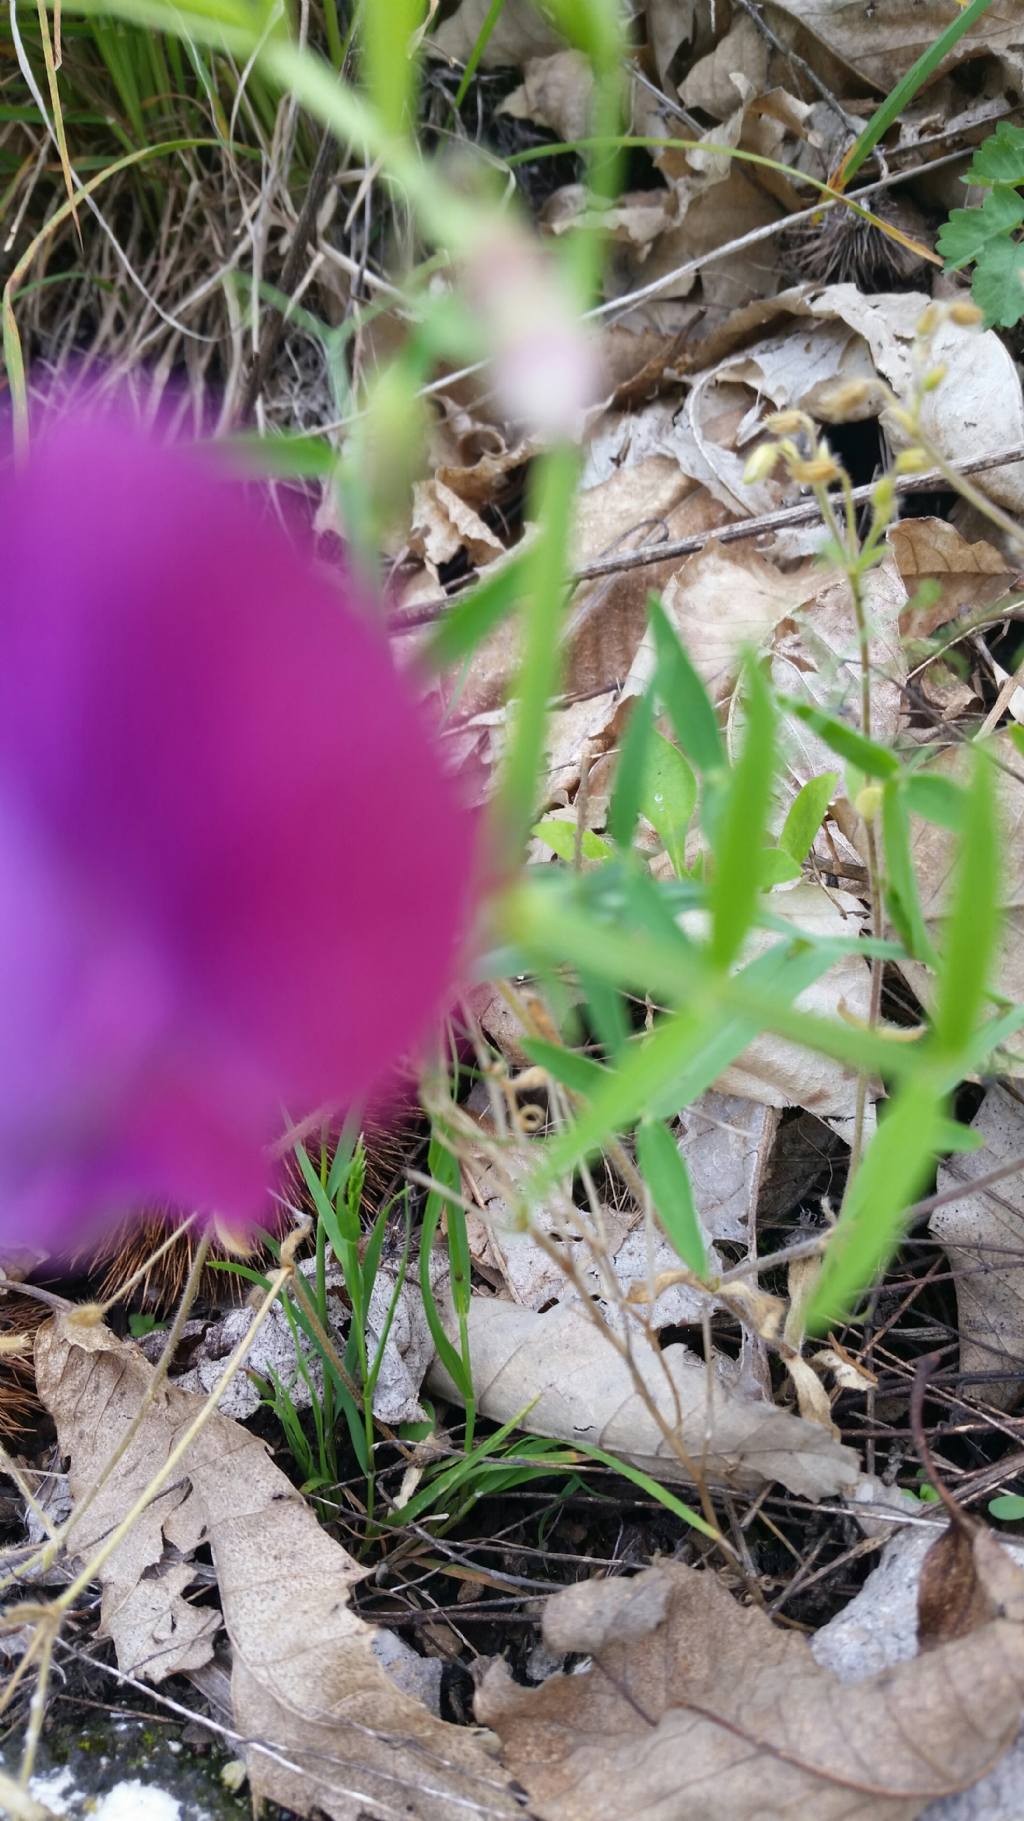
<box><xmin>679</xmin><ymin>15</ymin><xmax>769</xmax><ymax>118</ymax></box>
<box><xmin>479</xmin><ymin>1546</ymin><xmax>1024</xmax><ymax>1821</ymax></box>
<box><xmin>429</xmin><ymin>0</ymin><xmax>564</xmax><ymax>67</ymax></box>
<box><xmin>633</xmin><ymin>539</ymin><xmax>821</xmax><ymax>709</ymax></box>
<box><xmin>499</xmin><ymin>49</ymin><xmax>595</xmax><ymax>142</ymax></box>
<box><xmin>930</xmin><ymin>1086</ymin><xmax>1024</xmax><ymax>1411</ymax></box>
<box><xmin>35</xmin><ymin>1316</ymin><xmax>519</xmax><ymax>1820</ymax></box>
<box><xmin>427</xmin><ymin>1297</ymin><xmax>860</xmax><ymax>1498</ymax></box>
<box><xmin>675</xmin><ymin>1092</ymin><xmax>779</xmax><ymax>1243</ymax></box>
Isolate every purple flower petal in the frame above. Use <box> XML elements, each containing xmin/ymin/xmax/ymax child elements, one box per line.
<box><xmin>0</xmin><ymin>406</ymin><xmax>477</xmax><ymax>1254</ymax></box>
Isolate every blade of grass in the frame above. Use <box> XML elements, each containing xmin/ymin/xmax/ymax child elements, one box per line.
<box><xmin>635</xmin><ymin>1120</ymin><xmax>708</xmax><ymax>1278</ymax></box>
<box><xmin>452</xmin><ymin>0</ymin><xmax>509</xmax><ymax>108</ymax></box>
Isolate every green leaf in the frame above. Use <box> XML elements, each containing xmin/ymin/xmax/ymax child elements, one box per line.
<box><xmin>708</xmin><ymin>660</ymin><xmax>776</xmax><ymax>970</ymax></box>
<box><xmin>778</xmin><ymin>698</ymin><xmax>900</xmax><ymax>778</ymax></box>
<box><xmin>965</xmin><ymin>121</ymin><xmax>1024</xmax><ymax>187</ymax></box>
<box><xmin>361</xmin><ymin>0</ymin><xmax>425</xmax><ymax>136</ymax></box>
<box><xmin>935</xmin><ymin>1118</ymin><xmax>985</xmax><ymax>1155</ymax></box>
<box><xmin>972</xmin><ymin>236</ymin><xmax>1024</xmax><ymax>329</ymax></box>
<box><xmin>520</xmin><ymin>1037</ymin><xmax>608</xmax><ymax>1096</ymax></box>
<box><xmin>759</xmin><ymin>849</ymin><xmax>803</xmax><ymax>887</ymax></box>
<box><xmin>807</xmin><ymin>1079</ymin><xmax>947</xmax><ymax>1331</ymax></box>
<box><xmin>650</xmin><ymin>598</ymin><xmax>724</xmax><ymax>774</ymax></box>
<box><xmin>989</xmin><ymin>1493</ymin><xmax>1024</xmax><ymax>1522</ymax></box>
<box><xmin>609</xmin><ymin>689</ymin><xmax>656</xmax><ymax>851</ymax></box>
<box><xmin>641</xmin><ymin>731</ymin><xmax>697</xmax><ymax>875</ymax></box>
<box><xmin>780</xmin><ymin>771</ymin><xmax>839</xmax><ymax>865</ymax></box>
<box><xmin>932</xmin><ymin>746</ymin><xmax>999</xmax><ymax>1057</ymax></box>
<box><xmin>937</xmin><ymin>188</ymin><xmax>1024</xmax><ymax>271</ymax></box>
<box><xmin>635</xmin><ymin>1120</ymin><xmax>709</xmax><ymax>1278</ymax></box>
<box><xmin>902</xmin><ymin>771</ymin><xmax>965</xmax><ymax>830</ymax></box>
<box><xmin>882</xmin><ymin>781</ymin><xmax>937</xmax><ymax>965</ymax></box>
<box><xmin>533</xmin><ymin>818</ymin><xmax>614</xmax><ymax>863</ymax></box>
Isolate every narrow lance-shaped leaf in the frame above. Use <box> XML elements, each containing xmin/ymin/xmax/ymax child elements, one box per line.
<box><xmin>882</xmin><ymin>780</ymin><xmax>938</xmax><ymax>966</ymax></box>
<box><xmin>779</xmin><ymin>771</ymin><xmax>839</xmax><ymax>866</ymax></box>
<box><xmin>708</xmin><ymin>658</ymin><xmax>776</xmax><ymax>971</ymax></box>
<box><xmin>641</xmin><ymin>730</ymin><xmax>697</xmax><ymax>876</ymax></box>
<box><xmin>807</xmin><ymin>1078</ymin><xmax>947</xmax><ymax>1332</ymax></box>
<box><xmin>650</xmin><ymin>597</ymin><xmax>724</xmax><ymax>775</ymax></box>
<box><xmin>932</xmin><ymin>745</ymin><xmax>999</xmax><ymax>1057</ymax></box>
<box><xmin>635</xmin><ymin>1120</ymin><xmax>708</xmax><ymax>1279</ymax></box>
<box><xmin>608</xmin><ymin>688</ymin><xmax>656</xmax><ymax>852</ymax></box>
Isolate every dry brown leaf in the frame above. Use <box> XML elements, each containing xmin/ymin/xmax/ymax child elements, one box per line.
<box><xmin>499</xmin><ymin>49</ymin><xmax>595</xmax><ymax>143</ymax></box>
<box><xmin>478</xmin><ymin>1544</ymin><xmax>1024</xmax><ymax>1821</ymax></box>
<box><xmin>426</xmin><ymin>1296</ymin><xmax>860</xmax><ymax>1498</ymax></box>
<box><xmin>765</xmin><ymin>0</ymin><xmax>1023</xmax><ymax>88</ymax></box>
<box><xmin>35</xmin><ymin>1315</ymin><xmax>520</xmax><ymax>1821</ymax></box>
<box><xmin>631</xmin><ymin>539</ymin><xmax>822</xmax><ymax>709</ymax></box>
<box><xmin>930</xmin><ymin>1085</ymin><xmax>1024</xmax><ymax>1411</ymax></box>
<box><xmin>410</xmin><ymin>477</ymin><xmax>505</xmax><ymax>567</ymax></box>
<box><xmin>429</xmin><ymin>0</ymin><xmax>564</xmax><ymax>67</ymax></box>
<box><xmin>679</xmin><ymin>15</ymin><xmax>769</xmax><ymax>118</ymax></box>
<box><xmin>888</xmin><ymin>519</ymin><xmax>1015</xmax><ymax>641</ymax></box>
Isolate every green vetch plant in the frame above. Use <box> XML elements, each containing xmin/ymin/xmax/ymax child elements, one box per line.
<box><xmin>938</xmin><ymin>121</ymin><xmax>1024</xmax><ymax>327</ymax></box>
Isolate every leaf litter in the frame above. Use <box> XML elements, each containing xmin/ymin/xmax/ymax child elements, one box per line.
<box><xmin>12</xmin><ymin>0</ymin><xmax>1024</xmax><ymax>1815</ymax></box>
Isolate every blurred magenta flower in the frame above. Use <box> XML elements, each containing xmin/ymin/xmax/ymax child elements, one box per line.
<box><xmin>0</xmin><ymin>407</ymin><xmax>477</xmax><ymax>1257</ymax></box>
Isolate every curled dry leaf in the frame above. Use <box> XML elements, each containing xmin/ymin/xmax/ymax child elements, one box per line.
<box><xmin>887</xmin><ymin>519</ymin><xmax>1016</xmax><ymax>643</ymax></box>
<box><xmin>426</xmin><ymin>1296</ymin><xmax>860</xmax><ymax>1499</ymax></box>
<box><xmin>478</xmin><ymin>1536</ymin><xmax>1024</xmax><ymax>1821</ymax></box>
<box><xmin>930</xmin><ymin>1085</ymin><xmax>1024</xmax><ymax>1412</ymax></box>
<box><xmin>34</xmin><ymin>1315</ymin><xmax>520</xmax><ymax>1821</ymax></box>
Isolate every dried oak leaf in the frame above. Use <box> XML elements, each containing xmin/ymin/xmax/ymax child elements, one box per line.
<box><xmin>478</xmin><ymin>1550</ymin><xmax>1024</xmax><ymax>1821</ymax></box>
<box><xmin>35</xmin><ymin>1315</ymin><xmax>520</xmax><ymax>1821</ymax></box>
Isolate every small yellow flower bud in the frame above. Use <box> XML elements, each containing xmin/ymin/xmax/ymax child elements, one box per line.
<box><xmin>950</xmin><ymin>299</ymin><xmax>983</xmax><ymax>327</ymax></box>
<box><xmin>743</xmin><ymin>441</ymin><xmax>781</xmax><ymax>484</ymax></box>
<box><xmin>920</xmin><ymin>364</ymin><xmax>947</xmax><ymax>393</ymax></box>
<box><xmin>871</xmin><ymin>476</ymin><xmax>896</xmax><ymax>520</ymax></box>
<box><xmin>894</xmin><ymin>447</ymin><xmax>930</xmax><ymax>476</ymax></box>
<box><xmin>764</xmin><ymin>409</ymin><xmax>809</xmax><ymax>435</ymax></box>
<box><xmin>916</xmin><ymin>303</ymin><xmax>942</xmax><ymax>338</ymax></box>
<box><xmin>813</xmin><ymin>378</ymin><xmax>881</xmax><ymax>422</ymax></box>
<box><xmin>854</xmin><ymin>784</ymin><xmax>884</xmax><ymax>822</ymax></box>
